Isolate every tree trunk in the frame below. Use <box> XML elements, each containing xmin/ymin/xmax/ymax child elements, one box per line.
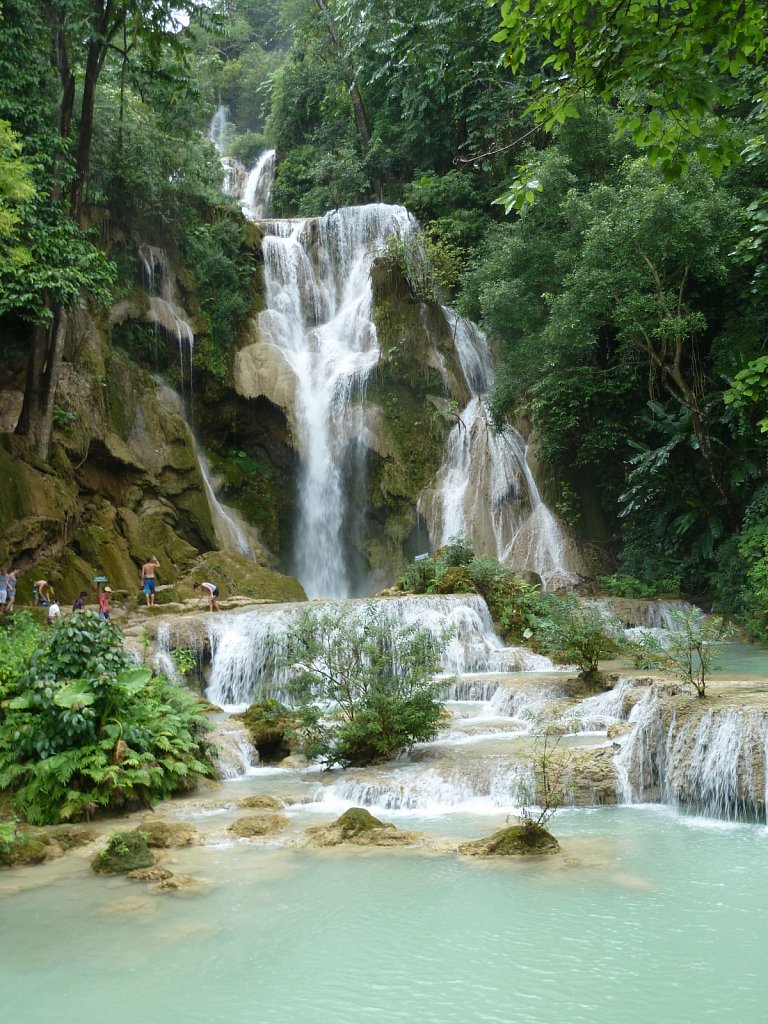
<box><xmin>15</xmin><ymin>309</ymin><xmax>68</xmax><ymax>462</ymax></box>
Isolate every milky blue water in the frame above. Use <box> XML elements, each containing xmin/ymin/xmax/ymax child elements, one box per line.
<box><xmin>2</xmin><ymin>805</ymin><xmax>767</xmax><ymax>1024</ymax></box>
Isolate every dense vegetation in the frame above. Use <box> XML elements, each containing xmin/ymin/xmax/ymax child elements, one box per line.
<box><xmin>0</xmin><ymin>613</ymin><xmax>215</xmax><ymax>824</ymax></box>
<box><xmin>2</xmin><ymin>1</ymin><xmax>768</xmax><ymax>629</ymax></box>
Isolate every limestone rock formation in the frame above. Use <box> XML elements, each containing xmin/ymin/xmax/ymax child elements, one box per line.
<box><xmin>305</xmin><ymin>807</ymin><xmax>422</xmax><ymax>847</ymax></box>
<box><xmin>228</xmin><ymin>813</ymin><xmax>288</xmax><ymax>837</ymax></box>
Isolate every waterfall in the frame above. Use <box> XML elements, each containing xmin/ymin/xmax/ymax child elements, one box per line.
<box><xmin>197</xmin><ymin>452</ymin><xmax>255</xmax><ymax>558</ymax></box>
<box><xmin>614</xmin><ymin>688</ymin><xmax>768</xmax><ymax>820</ymax></box>
<box><xmin>242</xmin><ymin>204</ymin><xmax>413</xmax><ymax>598</ymax></box>
<box><xmin>241</xmin><ymin>149</ymin><xmax>276</xmax><ymax>219</ymax></box>
<box><xmin>205</xmin><ymin>593</ymin><xmax>555</xmax><ymax>709</ymax></box>
<box><xmin>419</xmin><ymin>308</ymin><xmax>580</xmax><ymax>589</ymax></box>
<box><xmin>138</xmin><ymin>244</ymin><xmax>195</xmax><ymax>405</ymax></box>
<box><xmin>207</xmin><ymin>104</ymin><xmax>230</xmax><ymax>155</ymax></box>
<box><xmin>317</xmin><ymin>761</ymin><xmax>535</xmax><ymax>814</ymax></box>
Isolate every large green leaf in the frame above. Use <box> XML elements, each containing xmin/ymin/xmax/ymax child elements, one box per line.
<box><xmin>54</xmin><ymin>683</ymin><xmax>96</xmax><ymax>709</ymax></box>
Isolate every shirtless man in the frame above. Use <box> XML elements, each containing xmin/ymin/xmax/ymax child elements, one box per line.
<box><xmin>33</xmin><ymin>579</ymin><xmax>53</xmax><ymax>606</ymax></box>
<box><xmin>140</xmin><ymin>556</ymin><xmax>160</xmax><ymax>607</ymax></box>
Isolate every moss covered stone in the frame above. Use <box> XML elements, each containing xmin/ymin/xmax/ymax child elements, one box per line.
<box><xmin>176</xmin><ymin>552</ymin><xmax>306</xmax><ymax>604</ymax></box>
<box><xmin>228</xmin><ymin>813</ymin><xmax>288</xmax><ymax>837</ymax></box>
<box><xmin>91</xmin><ymin>831</ymin><xmax>155</xmax><ymax>874</ymax></box>
<box><xmin>458</xmin><ymin>822</ymin><xmax>560</xmax><ymax>857</ymax></box>
<box><xmin>305</xmin><ymin>807</ymin><xmax>422</xmax><ymax>847</ymax></box>
<box><xmin>235</xmin><ymin>700</ymin><xmax>298</xmax><ymax>762</ymax></box>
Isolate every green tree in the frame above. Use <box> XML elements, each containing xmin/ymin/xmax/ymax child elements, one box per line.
<box><xmin>534</xmin><ymin>598</ymin><xmax>618</xmax><ymax>687</ymax></box>
<box><xmin>625</xmin><ymin>610</ymin><xmax>732</xmax><ymax>698</ymax></box>
<box><xmin>275</xmin><ymin>604</ymin><xmax>449</xmax><ymax>767</ymax></box>
<box><xmin>492</xmin><ymin>0</ymin><xmax>767</xmax><ymax>184</ymax></box>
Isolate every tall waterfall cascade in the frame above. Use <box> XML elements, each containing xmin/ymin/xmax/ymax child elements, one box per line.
<box><xmin>216</xmin><ymin>135</ymin><xmax>584</xmax><ymax>595</ymax></box>
<box><xmin>243</xmin><ymin>199</ymin><xmax>414</xmax><ymax>597</ymax></box>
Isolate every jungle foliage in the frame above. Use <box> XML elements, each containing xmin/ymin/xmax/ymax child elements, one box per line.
<box><xmin>0</xmin><ymin>612</ymin><xmax>215</xmax><ymax>825</ymax></box>
<box><xmin>3</xmin><ymin>0</ymin><xmax>768</xmax><ymax>625</ymax></box>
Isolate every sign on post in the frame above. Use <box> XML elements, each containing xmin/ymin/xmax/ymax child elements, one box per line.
<box><xmin>414</xmin><ymin>553</ymin><xmax>430</xmax><ymax>561</ymax></box>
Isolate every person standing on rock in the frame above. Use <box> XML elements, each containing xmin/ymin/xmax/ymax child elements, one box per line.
<box><xmin>4</xmin><ymin>569</ymin><xmax>17</xmax><ymax>615</ymax></box>
<box><xmin>194</xmin><ymin>580</ymin><xmax>220</xmax><ymax>612</ymax></box>
<box><xmin>141</xmin><ymin>556</ymin><xmax>160</xmax><ymax>607</ymax></box>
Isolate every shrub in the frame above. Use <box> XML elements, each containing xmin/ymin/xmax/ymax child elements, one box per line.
<box><xmin>533</xmin><ymin>598</ymin><xmax>619</xmax><ymax>685</ymax></box>
<box><xmin>624</xmin><ymin>611</ymin><xmax>733</xmax><ymax>698</ymax></box>
<box><xmin>0</xmin><ymin>612</ymin><xmax>215</xmax><ymax>823</ymax></box>
<box><xmin>275</xmin><ymin>605</ymin><xmax>449</xmax><ymax>768</ymax></box>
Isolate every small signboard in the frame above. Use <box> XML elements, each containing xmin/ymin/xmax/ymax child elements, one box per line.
<box><xmin>92</xmin><ymin>576</ymin><xmax>109</xmax><ymax>583</ymax></box>
<box><xmin>414</xmin><ymin>553</ymin><xmax>430</xmax><ymax>562</ymax></box>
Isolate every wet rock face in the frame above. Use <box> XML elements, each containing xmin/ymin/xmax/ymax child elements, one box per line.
<box><xmin>458</xmin><ymin>822</ymin><xmax>560</xmax><ymax>857</ymax></box>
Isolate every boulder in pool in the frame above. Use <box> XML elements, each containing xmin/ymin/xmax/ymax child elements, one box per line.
<box><xmin>458</xmin><ymin>822</ymin><xmax>560</xmax><ymax>857</ymax></box>
<box><xmin>306</xmin><ymin>807</ymin><xmax>422</xmax><ymax>848</ymax></box>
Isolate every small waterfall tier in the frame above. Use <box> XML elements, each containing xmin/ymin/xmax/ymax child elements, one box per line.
<box><xmin>615</xmin><ymin>688</ymin><xmax>768</xmax><ymax>820</ymax></box>
<box><xmin>241</xmin><ymin>149</ymin><xmax>276</xmax><ymax>219</ymax></box>
<box><xmin>205</xmin><ymin>593</ymin><xmax>555</xmax><ymax>709</ymax></box>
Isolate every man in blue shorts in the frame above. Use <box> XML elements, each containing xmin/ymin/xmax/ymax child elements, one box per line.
<box><xmin>140</xmin><ymin>556</ymin><xmax>160</xmax><ymax>607</ymax></box>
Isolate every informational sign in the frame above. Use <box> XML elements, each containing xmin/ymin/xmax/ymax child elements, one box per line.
<box><xmin>92</xmin><ymin>576</ymin><xmax>109</xmax><ymax>583</ymax></box>
<box><xmin>414</xmin><ymin>553</ymin><xmax>430</xmax><ymax>562</ymax></box>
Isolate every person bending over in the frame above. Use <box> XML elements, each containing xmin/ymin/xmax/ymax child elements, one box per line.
<box><xmin>194</xmin><ymin>580</ymin><xmax>220</xmax><ymax>612</ymax></box>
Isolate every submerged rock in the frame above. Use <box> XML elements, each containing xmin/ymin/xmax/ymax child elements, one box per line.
<box><xmin>305</xmin><ymin>807</ymin><xmax>422</xmax><ymax>848</ymax></box>
<box><xmin>127</xmin><ymin>866</ymin><xmax>174</xmax><ymax>882</ymax></box>
<box><xmin>458</xmin><ymin>822</ymin><xmax>560</xmax><ymax>857</ymax></box>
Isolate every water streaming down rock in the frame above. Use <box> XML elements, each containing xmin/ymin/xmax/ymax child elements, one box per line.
<box><xmin>241</xmin><ymin>149</ymin><xmax>276</xmax><ymax>219</ymax></box>
<box><xmin>614</xmin><ymin>687</ymin><xmax>768</xmax><ymax>820</ymax></box>
<box><xmin>197</xmin><ymin>451</ymin><xmax>256</xmax><ymax>558</ymax></box>
<box><xmin>153</xmin><ymin>379</ymin><xmax>260</xmax><ymax>561</ymax></box>
<box><xmin>419</xmin><ymin>309</ymin><xmax>583</xmax><ymax>589</ymax></box>
<box><xmin>205</xmin><ymin>593</ymin><xmax>555</xmax><ymax>708</ymax></box>
<box><xmin>318</xmin><ymin>759</ymin><xmax>535</xmax><ymax>814</ymax></box>
<box><xmin>242</xmin><ymin>204</ymin><xmax>414</xmax><ymax>597</ymax></box>
<box><xmin>138</xmin><ymin>245</ymin><xmax>195</xmax><ymax>404</ymax></box>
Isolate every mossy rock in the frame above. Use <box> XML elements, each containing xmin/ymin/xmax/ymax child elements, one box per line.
<box><xmin>91</xmin><ymin>831</ymin><xmax>155</xmax><ymax>874</ymax></box>
<box><xmin>176</xmin><ymin>551</ymin><xmax>307</xmax><ymax>604</ymax></box>
<box><xmin>234</xmin><ymin>700</ymin><xmax>298</xmax><ymax>762</ymax></box>
<box><xmin>228</xmin><ymin>813</ymin><xmax>288</xmax><ymax>838</ymax></box>
<box><xmin>305</xmin><ymin>807</ymin><xmax>422</xmax><ymax>848</ymax></box>
<box><xmin>136</xmin><ymin>821</ymin><xmax>197</xmax><ymax>849</ymax></box>
<box><xmin>335</xmin><ymin>807</ymin><xmax>385</xmax><ymax>837</ymax></box>
<box><xmin>434</xmin><ymin>566</ymin><xmax>475</xmax><ymax>594</ymax></box>
<box><xmin>458</xmin><ymin>823</ymin><xmax>560</xmax><ymax>857</ymax></box>
<box><xmin>0</xmin><ymin>833</ymin><xmax>52</xmax><ymax>868</ymax></box>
